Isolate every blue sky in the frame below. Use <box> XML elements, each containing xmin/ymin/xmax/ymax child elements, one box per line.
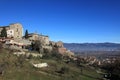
<box><xmin>0</xmin><ymin>0</ymin><xmax>120</xmax><ymax>43</ymax></box>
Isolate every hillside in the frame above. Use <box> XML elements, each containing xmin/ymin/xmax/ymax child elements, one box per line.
<box><xmin>0</xmin><ymin>47</ymin><xmax>103</xmax><ymax>80</ymax></box>
<box><xmin>64</xmin><ymin>43</ymin><xmax>120</xmax><ymax>52</ymax></box>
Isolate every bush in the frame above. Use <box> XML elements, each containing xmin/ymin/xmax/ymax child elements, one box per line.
<box><xmin>61</xmin><ymin>66</ymin><xmax>69</xmax><ymax>73</ymax></box>
<box><xmin>101</xmin><ymin>60</ymin><xmax>120</xmax><ymax>80</ymax></box>
<box><xmin>15</xmin><ymin>55</ymin><xmax>26</xmax><ymax>67</ymax></box>
<box><xmin>44</xmin><ymin>48</ymin><xmax>51</xmax><ymax>53</ymax></box>
<box><xmin>55</xmin><ymin>66</ymin><xmax>69</xmax><ymax>74</ymax></box>
<box><xmin>51</xmin><ymin>52</ymin><xmax>62</xmax><ymax>59</ymax></box>
<box><xmin>42</xmin><ymin>51</ymin><xmax>62</xmax><ymax>61</ymax></box>
<box><xmin>0</xmin><ymin>43</ymin><xmax>3</xmax><ymax>49</ymax></box>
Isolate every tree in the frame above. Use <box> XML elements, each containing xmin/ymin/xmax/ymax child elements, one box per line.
<box><xmin>102</xmin><ymin>60</ymin><xmax>120</xmax><ymax>80</ymax></box>
<box><xmin>0</xmin><ymin>27</ymin><xmax>7</xmax><ymax>37</ymax></box>
<box><xmin>25</xmin><ymin>30</ymin><xmax>28</xmax><ymax>39</ymax></box>
<box><xmin>31</xmin><ymin>40</ymin><xmax>44</xmax><ymax>53</ymax></box>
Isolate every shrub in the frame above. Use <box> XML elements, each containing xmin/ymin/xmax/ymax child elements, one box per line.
<box><xmin>0</xmin><ymin>43</ymin><xmax>3</xmax><ymax>49</ymax></box>
<box><xmin>101</xmin><ymin>60</ymin><xmax>120</xmax><ymax>80</ymax></box>
<box><xmin>55</xmin><ymin>66</ymin><xmax>69</xmax><ymax>74</ymax></box>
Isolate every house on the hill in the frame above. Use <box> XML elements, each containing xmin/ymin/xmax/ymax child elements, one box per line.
<box><xmin>27</xmin><ymin>33</ymin><xmax>50</xmax><ymax>45</ymax></box>
<box><xmin>27</xmin><ymin>33</ymin><xmax>39</xmax><ymax>41</ymax></box>
<box><xmin>0</xmin><ymin>23</ymin><xmax>23</xmax><ymax>38</ymax></box>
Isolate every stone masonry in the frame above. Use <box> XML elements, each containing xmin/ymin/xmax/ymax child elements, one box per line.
<box><xmin>0</xmin><ymin>23</ymin><xmax>23</xmax><ymax>38</ymax></box>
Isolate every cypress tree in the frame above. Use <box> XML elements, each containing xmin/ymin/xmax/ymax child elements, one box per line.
<box><xmin>25</xmin><ymin>29</ymin><xmax>29</xmax><ymax>39</ymax></box>
<box><xmin>0</xmin><ymin>27</ymin><xmax>7</xmax><ymax>37</ymax></box>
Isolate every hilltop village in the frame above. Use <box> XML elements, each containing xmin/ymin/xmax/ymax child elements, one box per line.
<box><xmin>0</xmin><ymin>23</ymin><xmax>74</xmax><ymax>58</ymax></box>
<box><xmin>0</xmin><ymin>23</ymin><xmax>119</xmax><ymax>66</ymax></box>
<box><xmin>0</xmin><ymin>23</ymin><xmax>120</xmax><ymax>80</ymax></box>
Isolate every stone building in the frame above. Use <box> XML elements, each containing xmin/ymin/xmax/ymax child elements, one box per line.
<box><xmin>28</xmin><ymin>33</ymin><xmax>39</xmax><ymax>41</ymax></box>
<box><xmin>38</xmin><ymin>35</ymin><xmax>50</xmax><ymax>46</ymax></box>
<box><xmin>0</xmin><ymin>23</ymin><xmax>23</xmax><ymax>38</ymax></box>
<box><xmin>28</xmin><ymin>33</ymin><xmax>50</xmax><ymax>46</ymax></box>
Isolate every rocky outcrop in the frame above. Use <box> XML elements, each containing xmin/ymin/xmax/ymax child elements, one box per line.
<box><xmin>57</xmin><ymin>47</ymin><xmax>67</xmax><ymax>55</ymax></box>
<box><xmin>2</xmin><ymin>33</ymin><xmax>74</xmax><ymax>58</ymax></box>
<box><xmin>49</xmin><ymin>41</ymin><xmax>56</xmax><ymax>47</ymax></box>
<box><xmin>32</xmin><ymin>63</ymin><xmax>48</xmax><ymax>68</ymax></box>
<box><xmin>13</xmin><ymin>51</ymin><xmax>43</xmax><ymax>58</ymax></box>
<box><xmin>55</xmin><ymin>41</ymin><xmax>63</xmax><ymax>48</ymax></box>
<box><xmin>50</xmin><ymin>41</ymin><xmax>74</xmax><ymax>57</ymax></box>
<box><xmin>65</xmin><ymin>50</ymin><xmax>74</xmax><ymax>58</ymax></box>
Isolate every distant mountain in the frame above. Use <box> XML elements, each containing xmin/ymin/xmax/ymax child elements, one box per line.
<box><xmin>64</xmin><ymin>43</ymin><xmax>120</xmax><ymax>52</ymax></box>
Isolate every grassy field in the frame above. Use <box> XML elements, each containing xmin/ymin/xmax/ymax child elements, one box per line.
<box><xmin>0</xmin><ymin>48</ymin><xmax>103</xmax><ymax>80</ymax></box>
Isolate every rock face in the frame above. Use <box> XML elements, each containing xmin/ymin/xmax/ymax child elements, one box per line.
<box><xmin>46</xmin><ymin>41</ymin><xmax>74</xmax><ymax>57</ymax></box>
<box><xmin>49</xmin><ymin>41</ymin><xmax>56</xmax><ymax>46</ymax></box>
<box><xmin>57</xmin><ymin>47</ymin><xmax>67</xmax><ymax>55</ymax></box>
<box><xmin>50</xmin><ymin>41</ymin><xmax>74</xmax><ymax>57</ymax></box>
<box><xmin>3</xmin><ymin>37</ymin><xmax>74</xmax><ymax>58</ymax></box>
<box><xmin>55</xmin><ymin>41</ymin><xmax>63</xmax><ymax>48</ymax></box>
<box><xmin>65</xmin><ymin>50</ymin><xmax>74</xmax><ymax>58</ymax></box>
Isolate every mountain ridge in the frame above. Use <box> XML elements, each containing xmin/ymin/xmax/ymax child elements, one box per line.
<box><xmin>64</xmin><ymin>42</ymin><xmax>120</xmax><ymax>52</ymax></box>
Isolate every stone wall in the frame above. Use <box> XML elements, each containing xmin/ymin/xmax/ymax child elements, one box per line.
<box><xmin>28</xmin><ymin>33</ymin><xmax>39</xmax><ymax>41</ymax></box>
<box><xmin>38</xmin><ymin>35</ymin><xmax>49</xmax><ymax>46</ymax></box>
<box><xmin>0</xmin><ymin>23</ymin><xmax>23</xmax><ymax>38</ymax></box>
<box><xmin>9</xmin><ymin>23</ymin><xmax>23</xmax><ymax>38</ymax></box>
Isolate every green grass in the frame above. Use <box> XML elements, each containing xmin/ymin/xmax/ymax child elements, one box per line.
<box><xmin>0</xmin><ymin>48</ymin><xmax>103</xmax><ymax>80</ymax></box>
